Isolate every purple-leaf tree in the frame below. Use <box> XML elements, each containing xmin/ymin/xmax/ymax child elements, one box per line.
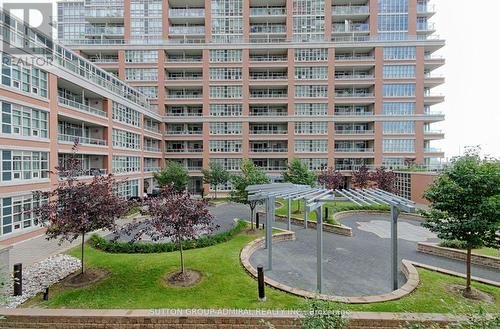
<box><xmin>33</xmin><ymin>142</ymin><xmax>130</xmax><ymax>276</ymax></box>
<box><xmin>351</xmin><ymin>165</ymin><xmax>372</xmax><ymax>189</ymax></box>
<box><xmin>371</xmin><ymin>167</ymin><xmax>396</xmax><ymax>193</ymax></box>
<box><xmin>317</xmin><ymin>167</ymin><xmax>344</xmax><ymax>190</ymax></box>
<box><xmin>127</xmin><ymin>184</ymin><xmax>216</xmax><ymax>275</ymax></box>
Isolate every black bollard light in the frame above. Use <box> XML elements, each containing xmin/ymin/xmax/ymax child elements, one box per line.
<box><xmin>257</xmin><ymin>265</ymin><xmax>266</xmax><ymax>302</ymax></box>
<box><xmin>43</xmin><ymin>287</ymin><xmax>49</xmax><ymax>301</ymax></box>
<box><xmin>325</xmin><ymin>207</ymin><xmax>329</xmax><ymax>222</ymax></box>
<box><xmin>256</xmin><ymin>212</ymin><xmax>260</xmax><ymax>229</ymax></box>
<box><xmin>13</xmin><ymin>263</ymin><xmax>22</xmax><ymax>296</ymax></box>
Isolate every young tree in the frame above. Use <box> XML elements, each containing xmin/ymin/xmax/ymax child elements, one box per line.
<box><xmin>351</xmin><ymin>165</ymin><xmax>372</xmax><ymax>189</ymax></box>
<box><xmin>317</xmin><ymin>167</ymin><xmax>344</xmax><ymax>190</ymax></box>
<box><xmin>282</xmin><ymin>158</ymin><xmax>317</xmax><ymax>212</ymax></box>
<box><xmin>202</xmin><ymin>161</ymin><xmax>230</xmax><ymax>199</ymax></box>
<box><xmin>371</xmin><ymin>167</ymin><xmax>396</xmax><ymax>193</ymax></box>
<box><xmin>33</xmin><ymin>145</ymin><xmax>130</xmax><ymax>277</ymax></box>
<box><xmin>230</xmin><ymin>159</ymin><xmax>270</xmax><ymax>230</ymax></box>
<box><xmin>153</xmin><ymin>161</ymin><xmax>189</xmax><ymax>192</ymax></box>
<box><xmin>423</xmin><ymin>150</ymin><xmax>500</xmax><ymax>297</ymax></box>
<box><xmin>128</xmin><ymin>185</ymin><xmax>215</xmax><ymax>275</ymax></box>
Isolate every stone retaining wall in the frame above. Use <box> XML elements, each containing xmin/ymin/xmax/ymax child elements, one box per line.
<box><xmin>417</xmin><ymin>242</ymin><xmax>500</xmax><ymax>269</ymax></box>
<box><xmin>257</xmin><ymin>212</ymin><xmax>352</xmax><ymax>237</ymax></box>
<box><xmin>0</xmin><ymin>309</ymin><xmax>460</xmax><ymax>329</ymax></box>
<box><xmin>0</xmin><ymin>245</ymin><xmax>11</xmax><ymax>295</ymax></box>
<box><xmin>334</xmin><ymin>210</ymin><xmax>426</xmax><ymax>223</ymax></box>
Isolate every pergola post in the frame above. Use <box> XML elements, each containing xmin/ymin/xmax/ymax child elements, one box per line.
<box><xmin>264</xmin><ymin>198</ymin><xmax>268</xmax><ymax>249</ymax></box>
<box><xmin>266</xmin><ymin>196</ymin><xmax>275</xmax><ymax>270</ymax></box>
<box><xmin>316</xmin><ymin>206</ymin><xmax>323</xmax><ymax>293</ymax></box>
<box><xmin>304</xmin><ymin>199</ymin><xmax>308</xmax><ymax>229</ymax></box>
<box><xmin>391</xmin><ymin>205</ymin><xmax>400</xmax><ymax>291</ymax></box>
<box><xmin>287</xmin><ymin>197</ymin><xmax>292</xmax><ymax>231</ymax></box>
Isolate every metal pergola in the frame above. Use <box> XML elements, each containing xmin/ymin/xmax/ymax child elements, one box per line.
<box><xmin>246</xmin><ymin>183</ymin><xmax>416</xmax><ymax>293</ymax></box>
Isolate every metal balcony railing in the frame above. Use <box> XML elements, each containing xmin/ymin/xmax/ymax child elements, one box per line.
<box><xmin>333</xmin><ymin>23</ymin><xmax>370</xmax><ymax>33</ymax></box>
<box><xmin>168</xmin><ymin>8</ymin><xmax>205</xmax><ymax>17</ymax></box>
<box><xmin>58</xmin><ymin>97</ymin><xmax>107</xmax><ymax>117</ymax></box>
<box><xmin>335</xmin><ymin>129</ymin><xmax>374</xmax><ymax>134</ymax></box>
<box><xmin>250</xmin><ymin>7</ymin><xmax>286</xmax><ymax>16</ymax></box>
<box><xmin>250</xmin><ymin>148</ymin><xmax>288</xmax><ymax>153</ymax></box>
<box><xmin>58</xmin><ymin>134</ymin><xmax>107</xmax><ymax>146</ymax></box>
<box><xmin>335</xmin><ymin>164</ymin><xmax>375</xmax><ymax>171</ymax></box>
<box><xmin>335</xmin><ymin>92</ymin><xmax>374</xmax><ymax>98</ymax></box>
<box><xmin>335</xmin><ymin>147</ymin><xmax>374</xmax><ymax>153</ymax></box>
<box><xmin>335</xmin><ymin>54</ymin><xmax>375</xmax><ymax>61</ymax></box>
<box><xmin>166</xmin><ymin>55</ymin><xmax>203</xmax><ymax>63</ymax></box>
<box><xmin>144</xmin><ymin>146</ymin><xmax>161</xmax><ymax>152</ymax></box>
<box><xmin>169</xmin><ymin>26</ymin><xmax>205</xmax><ymax>34</ymax></box>
<box><xmin>332</xmin><ymin>6</ymin><xmax>370</xmax><ymax>15</ymax></box>
<box><xmin>249</xmin><ymin>55</ymin><xmax>288</xmax><ymax>62</ymax></box>
<box><xmin>250</xmin><ymin>129</ymin><xmax>288</xmax><ymax>135</ymax></box>
<box><xmin>165</xmin><ymin>130</ymin><xmax>203</xmax><ymax>135</ymax></box>
<box><xmin>335</xmin><ymin>73</ymin><xmax>374</xmax><ymax>80</ymax></box>
<box><xmin>144</xmin><ymin>167</ymin><xmax>161</xmax><ymax>172</ymax></box>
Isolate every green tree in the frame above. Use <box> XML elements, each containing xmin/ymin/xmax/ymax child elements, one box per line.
<box><xmin>202</xmin><ymin>161</ymin><xmax>230</xmax><ymax>199</ymax></box>
<box><xmin>423</xmin><ymin>149</ymin><xmax>500</xmax><ymax>297</ymax></box>
<box><xmin>282</xmin><ymin>158</ymin><xmax>316</xmax><ymax>213</ymax></box>
<box><xmin>153</xmin><ymin>161</ymin><xmax>189</xmax><ymax>193</ymax></box>
<box><xmin>230</xmin><ymin>159</ymin><xmax>270</xmax><ymax>230</ymax></box>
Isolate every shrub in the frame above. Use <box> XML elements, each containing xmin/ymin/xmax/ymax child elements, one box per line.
<box><xmin>89</xmin><ymin>220</ymin><xmax>247</xmax><ymax>254</ymax></box>
<box><xmin>439</xmin><ymin>239</ymin><xmax>468</xmax><ymax>250</ymax></box>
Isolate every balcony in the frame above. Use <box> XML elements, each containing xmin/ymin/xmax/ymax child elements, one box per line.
<box><xmin>417</xmin><ymin>22</ymin><xmax>435</xmax><ymax>32</ymax></box>
<box><xmin>166</xmin><ymin>148</ymin><xmax>203</xmax><ymax>153</ymax></box>
<box><xmin>335</xmin><ymin>147</ymin><xmax>374</xmax><ymax>153</ymax></box>
<box><xmin>335</xmin><ymin>107</ymin><xmax>373</xmax><ymax>116</ymax></box>
<box><xmin>335</xmin><ymin>91</ymin><xmax>374</xmax><ymax>98</ymax></box>
<box><xmin>249</xmin><ymin>129</ymin><xmax>288</xmax><ymax>135</ymax></box>
<box><xmin>250</xmin><ymin>89</ymin><xmax>287</xmax><ymax>98</ymax></box>
<box><xmin>335</xmin><ymin>164</ymin><xmax>375</xmax><ymax>171</ymax></box>
<box><xmin>335</xmin><ymin>72</ymin><xmax>374</xmax><ymax>80</ymax></box>
<box><xmin>169</xmin><ymin>26</ymin><xmax>205</xmax><ymax>35</ymax></box>
<box><xmin>85</xmin><ymin>26</ymin><xmax>124</xmax><ymax>35</ymax></box>
<box><xmin>85</xmin><ymin>8</ymin><xmax>124</xmax><ymax>22</ymax></box>
<box><xmin>144</xmin><ymin>167</ymin><xmax>161</xmax><ymax>172</ymax></box>
<box><xmin>417</xmin><ymin>3</ymin><xmax>436</xmax><ymax>15</ymax></box>
<box><xmin>165</xmin><ymin>55</ymin><xmax>203</xmax><ymax>63</ymax></box>
<box><xmin>332</xmin><ymin>23</ymin><xmax>370</xmax><ymax>33</ymax></box>
<box><xmin>166</xmin><ymin>72</ymin><xmax>203</xmax><ymax>81</ymax></box>
<box><xmin>249</xmin><ymin>54</ymin><xmax>287</xmax><ymax>62</ymax></box>
<box><xmin>166</xmin><ymin>90</ymin><xmax>203</xmax><ymax>99</ymax></box>
<box><xmin>88</xmin><ymin>55</ymin><xmax>118</xmax><ymax>63</ymax></box>
<box><xmin>249</xmin><ymin>72</ymin><xmax>287</xmax><ymax>80</ymax></box>
<box><xmin>58</xmin><ymin>97</ymin><xmax>107</xmax><ymax>117</ymax></box>
<box><xmin>144</xmin><ymin>146</ymin><xmax>161</xmax><ymax>153</ymax></box>
<box><xmin>335</xmin><ymin>54</ymin><xmax>374</xmax><ymax>61</ymax></box>
<box><xmin>425</xmin><ymin>147</ymin><xmax>442</xmax><ymax>153</ymax></box>
<box><xmin>250</xmin><ymin>147</ymin><xmax>288</xmax><ymax>153</ymax></box>
<box><xmin>168</xmin><ymin>8</ymin><xmax>205</xmax><ymax>18</ymax></box>
<box><xmin>249</xmin><ymin>106</ymin><xmax>288</xmax><ymax>116</ymax></box>
<box><xmin>59</xmin><ymin>168</ymin><xmax>108</xmax><ymax>178</ymax></box>
<box><xmin>250</xmin><ymin>24</ymin><xmax>286</xmax><ymax>34</ymax></box>
<box><xmin>165</xmin><ymin>130</ymin><xmax>202</xmax><ymax>135</ymax></box>
<box><xmin>144</xmin><ymin>124</ymin><xmax>161</xmax><ymax>134</ymax></box>
<box><xmin>250</xmin><ymin>7</ymin><xmax>286</xmax><ymax>16</ymax></box>
<box><xmin>335</xmin><ymin>129</ymin><xmax>374</xmax><ymax>135</ymax></box>
<box><xmin>58</xmin><ymin>134</ymin><xmax>107</xmax><ymax>146</ymax></box>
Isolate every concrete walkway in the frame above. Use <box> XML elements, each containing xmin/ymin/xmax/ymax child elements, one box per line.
<box><xmin>250</xmin><ymin>212</ymin><xmax>500</xmax><ymax>297</ymax></box>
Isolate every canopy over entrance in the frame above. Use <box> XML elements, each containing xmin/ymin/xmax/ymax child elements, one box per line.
<box><xmin>246</xmin><ymin>183</ymin><xmax>416</xmax><ymax>293</ymax></box>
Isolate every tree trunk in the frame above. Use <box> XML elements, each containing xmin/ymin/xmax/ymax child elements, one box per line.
<box><xmin>297</xmin><ymin>200</ymin><xmax>301</xmax><ymax>213</ymax></box>
<box><xmin>179</xmin><ymin>242</ymin><xmax>185</xmax><ymax>274</ymax></box>
<box><xmin>465</xmin><ymin>248</ymin><xmax>472</xmax><ymax>295</ymax></box>
<box><xmin>214</xmin><ymin>187</ymin><xmax>217</xmax><ymax>199</ymax></box>
<box><xmin>250</xmin><ymin>206</ymin><xmax>255</xmax><ymax>230</ymax></box>
<box><xmin>81</xmin><ymin>232</ymin><xmax>85</xmax><ymax>275</ymax></box>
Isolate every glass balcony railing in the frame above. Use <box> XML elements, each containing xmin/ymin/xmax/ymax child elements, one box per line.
<box><xmin>250</xmin><ymin>129</ymin><xmax>288</xmax><ymax>135</ymax></box>
<box><xmin>166</xmin><ymin>55</ymin><xmax>203</xmax><ymax>63</ymax></box>
<box><xmin>168</xmin><ymin>8</ymin><xmax>205</xmax><ymax>17</ymax></box>
<box><xmin>58</xmin><ymin>97</ymin><xmax>107</xmax><ymax>117</ymax></box>
<box><xmin>335</xmin><ymin>54</ymin><xmax>374</xmax><ymax>61</ymax></box>
<box><xmin>166</xmin><ymin>148</ymin><xmax>203</xmax><ymax>153</ymax></box>
<box><xmin>144</xmin><ymin>146</ymin><xmax>161</xmax><ymax>152</ymax></box>
<box><xmin>334</xmin><ymin>147</ymin><xmax>374</xmax><ymax>153</ymax></box>
<box><xmin>336</xmin><ymin>164</ymin><xmax>375</xmax><ymax>171</ymax></box>
<box><xmin>335</xmin><ymin>92</ymin><xmax>374</xmax><ymax>98</ymax></box>
<box><xmin>58</xmin><ymin>134</ymin><xmax>107</xmax><ymax>146</ymax></box>
<box><xmin>165</xmin><ymin>130</ymin><xmax>203</xmax><ymax>135</ymax></box>
<box><xmin>169</xmin><ymin>26</ymin><xmax>205</xmax><ymax>34</ymax></box>
<box><xmin>85</xmin><ymin>26</ymin><xmax>124</xmax><ymax>35</ymax></box>
<box><xmin>59</xmin><ymin>168</ymin><xmax>108</xmax><ymax>178</ymax></box>
<box><xmin>249</xmin><ymin>55</ymin><xmax>287</xmax><ymax>62</ymax></box>
<box><xmin>335</xmin><ymin>73</ymin><xmax>374</xmax><ymax>80</ymax></box>
<box><xmin>332</xmin><ymin>6</ymin><xmax>370</xmax><ymax>15</ymax></box>
<box><xmin>333</xmin><ymin>23</ymin><xmax>370</xmax><ymax>33</ymax></box>
<box><xmin>335</xmin><ymin>129</ymin><xmax>374</xmax><ymax>135</ymax></box>
<box><xmin>250</xmin><ymin>148</ymin><xmax>288</xmax><ymax>153</ymax></box>
<box><xmin>250</xmin><ymin>7</ymin><xmax>286</xmax><ymax>16</ymax></box>
<box><xmin>250</xmin><ymin>25</ymin><xmax>286</xmax><ymax>34</ymax></box>
<box><xmin>144</xmin><ymin>167</ymin><xmax>161</xmax><ymax>172</ymax></box>
<box><xmin>86</xmin><ymin>8</ymin><xmax>124</xmax><ymax>18</ymax></box>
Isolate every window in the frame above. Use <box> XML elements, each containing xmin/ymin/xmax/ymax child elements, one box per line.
<box><xmin>1</xmin><ymin>53</ymin><xmax>48</xmax><ymax>98</ymax></box>
<box><xmin>295</xmin><ymin>67</ymin><xmax>328</xmax><ymax>80</ymax></box>
<box><xmin>130</xmin><ymin>0</ymin><xmax>162</xmax><ymax>43</ymax></box>
<box><xmin>112</xmin><ymin>102</ymin><xmax>141</xmax><ymax>127</ymax></box>
<box><xmin>1</xmin><ymin>195</ymin><xmax>47</xmax><ymax>236</ymax></box>
<box><xmin>383</xmin><ymin>84</ymin><xmax>416</xmax><ymax>97</ymax></box>
<box><xmin>112</xmin><ymin>156</ymin><xmax>141</xmax><ymax>174</ymax></box>
<box><xmin>300</xmin><ymin>158</ymin><xmax>328</xmax><ymax>171</ymax></box>
<box><xmin>383</xmin><ymin>139</ymin><xmax>415</xmax><ymax>152</ymax></box>
<box><xmin>383</xmin><ymin>65</ymin><xmax>416</xmax><ymax>78</ymax></box>
<box><xmin>212</xmin><ymin>158</ymin><xmax>241</xmax><ymax>171</ymax></box>
<box><xmin>294</xmin><ymin>103</ymin><xmax>328</xmax><ymax>116</ymax></box>
<box><xmin>1</xmin><ymin>150</ymin><xmax>49</xmax><ymax>182</ymax></box>
<box><xmin>135</xmin><ymin>86</ymin><xmax>158</xmax><ymax>98</ymax></box>
<box><xmin>209</xmin><ymin>122</ymin><xmax>242</xmax><ymax>135</ymax></box>
<box><xmin>293</xmin><ymin>1</ymin><xmax>326</xmax><ymax>42</ymax></box>
<box><xmin>1</xmin><ymin>102</ymin><xmax>48</xmax><ymax>138</ymax></box>
<box><xmin>125</xmin><ymin>50</ymin><xmax>158</xmax><ymax>63</ymax></box>
<box><xmin>125</xmin><ymin>68</ymin><xmax>158</xmax><ymax>81</ymax></box>
<box><xmin>295</xmin><ymin>48</ymin><xmax>328</xmax><ymax>62</ymax></box>
<box><xmin>209</xmin><ymin>68</ymin><xmax>242</xmax><ymax>80</ymax></box>
<box><xmin>295</xmin><ymin>140</ymin><xmax>328</xmax><ymax>153</ymax></box>
<box><xmin>112</xmin><ymin>129</ymin><xmax>141</xmax><ymax>150</ymax></box>
<box><xmin>383</xmin><ymin>102</ymin><xmax>416</xmax><ymax>115</ymax></box>
<box><xmin>211</xmin><ymin>0</ymin><xmax>243</xmax><ymax>42</ymax></box>
<box><xmin>295</xmin><ymin>85</ymin><xmax>328</xmax><ymax>98</ymax></box>
<box><xmin>209</xmin><ymin>140</ymin><xmax>242</xmax><ymax>153</ymax></box>
<box><xmin>210</xmin><ymin>104</ymin><xmax>243</xmax><ymax>117</ymax></box>
<box><xmin>378</xmin><ymin>0</ymin><xmax>409</xmax><ymax>40</ymax></box>
<box><xmin>209</xmin><ymin>50</ymin><xmax>243</xmax><ymax>62</ymax></box>
<box><xmin>114</xmin><ymin>179</ymin><xmax>139</xmax><ymax>197</ymax></box>
<box><xmin>383</xmin><ymin>121</ymin><xmax>415</xmax><ymax>134</ymax></box>
<box><xmin>295</xmin><ymin>122</ymin><xmax>328</xmax><ymax>135</ymax></box>
<box><xmin>383</xmin><ymin>46</ymin><xmax>416</xmax><ymax>60</ymax></box>
<box><xmin>209</xmin><ymin>86</ymin><xmax>242</xmax><ymax>99</ymax></box>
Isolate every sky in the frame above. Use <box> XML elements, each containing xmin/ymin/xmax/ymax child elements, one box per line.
<box><xmin>1</xmin><ymin>0</ymin><xmax>499</xmax><ymax>159</ymax></box>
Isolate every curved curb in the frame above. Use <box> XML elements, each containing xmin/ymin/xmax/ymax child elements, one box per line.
<box><xmin>240</xmin><ymin>234</ymin><xmax>420</xmax><ymax>304</ymax></box>
<box><xmin>334</xmin><ymin>210</ymin><xmax>426</xmax><ymax>223</ymax></box>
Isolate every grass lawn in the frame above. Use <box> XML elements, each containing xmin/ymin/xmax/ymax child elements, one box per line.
<box><xmin>472</xmin><ymin>248</ymin><xmax>499</xmax><ymax>258</ymax></box>
<box><xmin>275</xmin><ymin>199</ymin><xmax>389</xmax><ymax>224</ymax></box>
<box><xmin>23</xmin><ymin>229</ymin><xmax>500</xmax><ymax>313</ymax></box>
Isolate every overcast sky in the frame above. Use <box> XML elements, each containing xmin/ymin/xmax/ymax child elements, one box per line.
<box><xmin>2</xmin><ymin>0</ymin><xmax>499</xmax><ymax>159</ymax></box>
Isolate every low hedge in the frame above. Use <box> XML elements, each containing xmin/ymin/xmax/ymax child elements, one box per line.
<box><xmin>439</xmin><ymin>239</ymin><xmax>468</xmax><ymax>250</ymax></box>
<box><xmin>89</xmin><ymin>220</ymin><xmax>247</xmax><ymax>254</ymax></box>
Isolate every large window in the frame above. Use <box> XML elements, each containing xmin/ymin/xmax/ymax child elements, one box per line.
<box><xmin>1</xmin><ymin>195</ymin><xmax>47</xmax><ymax>236</ymax></box>
<box><xmin>383</xmin><ymin>84</ymin><xmax>416</xmax><ymax>97</ymax></box>
<box><xmin>293</xmin><ymin>0</ymin><xmax>325</xmax><ymax>41</ymax></box>
<box><xmin>383</xmin><ymin>138</ymin><xmax>415</xmax><ymax>152</ymax></box>
<box><xmin>130</xmin><ymin>0</ymin><xmax>162</xmax><ymax>43</ymax></box>
<box><xmin>383</xmin><ymin>65</ymin><xmax>416</xmax><ymax>79</ymax></box>
<box><xmin>114</xmin><ymin>179</ymin><xmax>139</xmax><ymax>197</ymax></box>
<box><xmin>209</xmin><ymin>50</ymin><xmax>243</xmax><ymax>62</ymax></box>
<box><xmin>1</xmin><ymin>102</ymin><xmax>48</xmax><ymax>138</ymax></box>
<box><xmin>295</xmin><ymin>67</ymin><xmax>328</xmax><ymax>80</ymax></box>
<box><xmin>378</xmin><ymin>0</ymin><xmax>409</xmax><ymax>40</ymax></box>
<box><xmin>209</xmin><ymin>140</ymin><xmax>242</xmax><ymax>153</ymax></box>
<box><xmin>295</xmin><ymin>48</ymin><xmax>328</xmax><ymax>62</ymax></box>
<box><xmin>125</xmin><ymin>68</ymin><xmax>158</xmax><ymax>81</ymax></box>
<box><xmin>383</xmin><ymin>102</ymin><xmax>416</xmax><ymax>115</ymax></box>
<box><xmin>295</xmin><ymin>122</ymin><xmax>328</xmax><ymax>135</ymax></box>
<box><xmin>300</xmin><ymin>158</ymin><xmax>328</xmax><ymax>171</ymax></box>
<box><xmin>134</xmin><ymin>86</ymin><xmax>158</xmax><ymax>99</ymax></box>
<box><xmin>295</xmin><ymin>85</ymin><xmax>328</xmax><ymax>98</ymax></box>
<box><xmin>112</xmin><ymin>129</ymin><xmax>141</xmax><ymax>150</ymax></box>
<box><xmin>125</xmin><ymin>50</ymin><xmax>158</xmax><ymax>63</ymax></box>
<box><xmin>295</xmin><ymin>103</ymin><xmax>328</xmax><ymax>116</ymax></box>
<box><xmin>210</xmin><ymin>104</ymin><xmax>243</xmax><ymax>117</ymax></box>
<box><xmin>295</xmin><ymin>140</ymin><xmax>328</xmax><ymax>152</ymax></box>
<box><xmin>112</xmin><ymin>156</ymin><xmax>141</xmax><ymax>174</ymax></box>
<box><xmin>209</xmin><ymin>68</ymin><xmax>242</xmax><ymax>80</ymax></box>
<box><xmin>212</xmin><ymin>158</ymin><xmax>241</xmax><ymax>171</ymax></box>
<box><xmin>211</xmin><ymin>0</ymin><xmax>243</xmax><ymax>43</ymax></box>
<box><xmin>1</xmin><ymin>150</ymin><xmax>49</xmax><ymax>182</ymax></box>
<box><xmin>383</xmin><ymin>121</ymin><xmax>415</xmax><ymax>134</ymax></box>
<box><xmin>112</xmin><ymin>102</ymin><xmax>141</xmax><ymax>127</ymax></box>
<box><xmin>209</xmin><ymin>122</ymin><xmax>242</xmax><ymax>135</ymax></box>
<box><xmin>209</xmin><ymin>86</ymin><xmax>242</xmax><ymax>99</ymax></box>
<box><xmin>1</xmin><ymin>53</ymin><xmax>48</xmax><ymax>98</ymax></box>
<box><xmin>383</xmin><ymin>47</ymin><xmax>416</xmax><ymax>60</ymax></box>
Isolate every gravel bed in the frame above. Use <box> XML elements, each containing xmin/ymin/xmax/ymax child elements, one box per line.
<box><xmin>1</xmin><ymin>254</ymin><xmax>80</xmax><ymax>308</ymax></box>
